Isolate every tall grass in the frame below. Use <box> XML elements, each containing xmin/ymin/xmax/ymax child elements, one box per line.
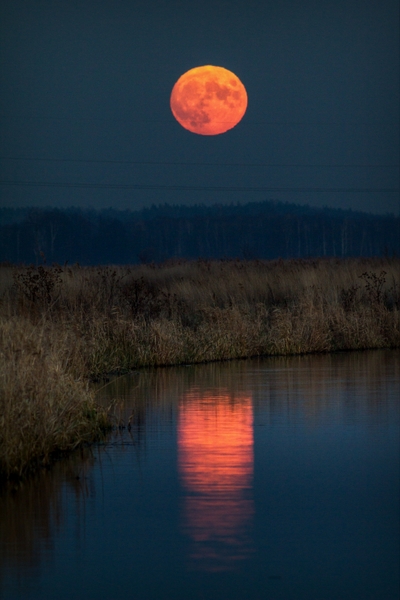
<box><xmin>1</xmin><ymin>257</ymin><xmax>399</xmax><ymax>479</ymax></box>
<box><xmin>0</xmin><ymin>317</ymin><xmax>109</xmax><ymax>479</ymax></box>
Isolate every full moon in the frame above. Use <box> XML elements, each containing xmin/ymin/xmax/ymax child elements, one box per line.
<box><xmin>170</xmin><ymin>65</ymin><xmax>248</xmax><ymax>135</ymax></box>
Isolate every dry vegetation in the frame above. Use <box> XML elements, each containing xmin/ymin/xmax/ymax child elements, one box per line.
<box><xmin>1</xmin><ymin>257</ymin><xmax>399</xmax><ymax>479</ymax></box>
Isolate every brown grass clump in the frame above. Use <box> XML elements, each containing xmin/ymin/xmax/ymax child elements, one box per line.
<box><xmin>0</xmin><ymin>256</ymin><xmax>399</xmax><ymax>479</ymax></box>
<box><xmin>0</xmin><ymin>317</ymin><xmax>109</xmax><ymax>479</ymax></box>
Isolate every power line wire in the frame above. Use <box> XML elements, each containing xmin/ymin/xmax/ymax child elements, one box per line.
<box><xmin>0</xmin><ymin>156</ymin><xmax>397</xmax><ymax>168</ymax></box>
<box><xmin>1</xmin><ymin>114</ymin><xmax>393</xmax><ymax>126</ymax></box>
<box><xmin>0</xmin><ymin>180</ymin><xmax>398</xmax><ymax>193</ymax></box>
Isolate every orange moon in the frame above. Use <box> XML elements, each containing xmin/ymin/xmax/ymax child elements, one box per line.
<box><xmin>170</xmin><ymin>65</ymin><xmax>248</xmax><ymax>135</ymax></box>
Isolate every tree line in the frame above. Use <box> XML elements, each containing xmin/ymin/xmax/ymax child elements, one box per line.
<box><xmin>0</xmin><ymin>200</ymin><xmax>398</xmax><ymax>265</ymax></box>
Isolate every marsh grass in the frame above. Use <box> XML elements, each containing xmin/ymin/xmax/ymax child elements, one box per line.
<box><xmin>1</xmin><ymin>257</ymin><xmax>399</xmax><ymax>479</ymax></box>
<box><xmin>0</xmin><ymin>318</ymin><xmax>110</xmax><ymax>479</ymax></box>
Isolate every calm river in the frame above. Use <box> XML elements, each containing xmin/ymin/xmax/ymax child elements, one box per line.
<box><xmin>1</xmin><ymin>350</ymin><xmax>399</xmax><ymax>600</ymax></box>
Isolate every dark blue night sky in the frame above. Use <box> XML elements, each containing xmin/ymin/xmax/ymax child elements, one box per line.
<box><xmin>0</xmin><ymin>0</ymin><xmax>398</xmax><ymax>214</ymax></box>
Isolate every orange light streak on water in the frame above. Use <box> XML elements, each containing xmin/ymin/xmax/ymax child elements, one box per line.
<box><xmin>178</xmin><ymin>390</ymin><xmax>254</xmax><ymax>571</ymax></box>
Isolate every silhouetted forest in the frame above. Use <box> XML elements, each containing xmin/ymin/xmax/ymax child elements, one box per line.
<box><xmin>0</xmin><ymin>200</ymin><xmax>398</xmax><ymax>265</ymax></box>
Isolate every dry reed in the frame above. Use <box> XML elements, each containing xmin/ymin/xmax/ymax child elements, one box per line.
<box><xmin>0</xmin><ymin>257</ymin><xmax>399</xmax><ymax>479</ymax></box>
<box><xmin>0</xmin><ymin>317</ymin><xmax>109</xmax><ymax>480</ymax></box>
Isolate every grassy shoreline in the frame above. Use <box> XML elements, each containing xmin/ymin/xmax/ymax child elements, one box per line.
<box><xmin>1</xmin><ymin>257</ymin><xmax>399</xmax><ymax>479</ymax></box>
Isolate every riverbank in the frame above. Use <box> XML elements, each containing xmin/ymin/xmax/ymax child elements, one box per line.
<box><xmin>1</xmin><ymin>257</ymin><xmax>399</xmax><ymax>478</ymax></box>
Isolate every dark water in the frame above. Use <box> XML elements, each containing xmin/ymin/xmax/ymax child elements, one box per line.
<box><xmin>1</xmin><ymin>350</ymin><xmax>399</xmax><ymax>600</ymax></box>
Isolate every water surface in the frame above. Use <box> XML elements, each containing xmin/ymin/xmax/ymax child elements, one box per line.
<box><xmin>1</xmin><ymin>350</ymin><xmax>399</xmax><ymax>599</ymax></box>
